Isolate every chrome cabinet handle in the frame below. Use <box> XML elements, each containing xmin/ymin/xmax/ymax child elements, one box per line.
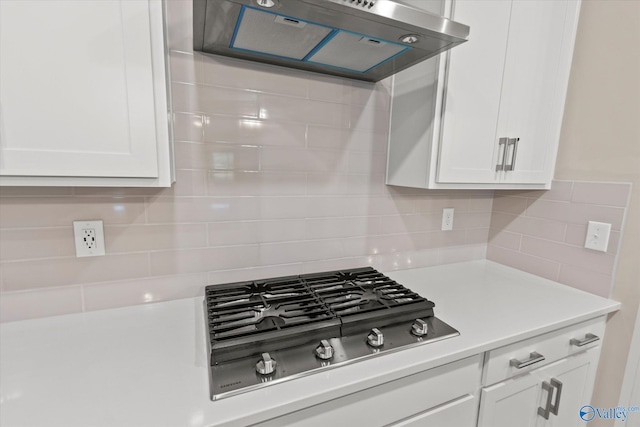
<box><xmin>570</xmin><ymin>333</ymin><xmax>600</xmax><ymax>347</ymax></box>
<box><xmin>496</xmin><ymin>137</ymin><xmax>508</xmax><ymax>171</ymax></box>
<box><xmin>550</xmin><ymin>378</ymin><xmax>563</xmax><ymax>416</ymax></box>
<box><xmin>538</xmin><ymin>381</ymin><xmax>553</xmax><ymax>420</ymax></box>
<box><xmin>510</xmin><ymin>351</ymin><xmax>545</xmax><ymax>369</ymax></box>
<box><xmin>504</xmin><ymin>137</ymin><xmax>519</xmax><ymax>171</ymax></box>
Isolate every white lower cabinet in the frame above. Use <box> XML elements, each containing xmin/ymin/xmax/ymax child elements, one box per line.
<box><xmin>254</xmin><ymin>355</ymin><xmax>482</xmax><ymax>427</ymax></box>
<box><xmin>478</xmin><ymin>318</ymin><xmax>605</xmax><ymax>427</ymax></box>
<box><xmin>478</xmin><ymin>348</ymin><xmax>599</xmax><ymax>427</ymax></box>
<box><xmin>252</xmin><ymin>318</ymin><xmax>605</xmax><ymax>427</ymax></box>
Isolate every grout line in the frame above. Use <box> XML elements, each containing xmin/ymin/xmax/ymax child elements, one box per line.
<box><xmin>80</xmin><ymin>285</ymin><xmax>86</xmax><ymax>312</ymax></box>
<box><xmin>143</xmin><ymin>197</ymin><xmax>149</xmax><ymax>224</ymax></box>
<box><xmin>0</xmin><ymin>225</ymin><xmax>75</xmax><ymax>231</ymax></box>
<box><xmin>517</xmin><ymin>234</ymin><xmax>523</xmax><ymax>252</ymax></box>
<box><xmin>568</xmin><ymin>180</ymin><xmax>575</xmax><ymax>203</ymax></box>
<box><xmin>553</xmin><ymin>263</ymin><xmax>561</xmax><ymax>282</ymax></box>
<box><xmin>146</xmin><ymin>253</ymin><xmax>152</xmax><ymax>277</ymax></box>
<box><xmin>0</xmin><ymin>282</ymin><xmax>85</xmax><ymax>296</ymax></box>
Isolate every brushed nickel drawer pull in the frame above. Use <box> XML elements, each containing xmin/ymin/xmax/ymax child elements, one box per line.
<box><xmin>510</xmin><ymin>351</ymin><xmax>545</xmax><ymax>369</ymax></box>
<box><xmin>570</xmin><ymin>333</ymin><xmax>600</xmax><ymax>347</ymax></box>
<box><xmin>550</xmin><ymin>378</ymin><xmax>563</xmax><ymax>416</ymax></box>
<box><xmin>538</xmin><ymin>381</ymin><xmax>553</xmax><ymax>420</ymax></box>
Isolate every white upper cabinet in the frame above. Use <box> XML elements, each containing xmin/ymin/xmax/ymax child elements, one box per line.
<box><xmin>0</xmin><ymin>0</ymin><xmax>173</xmax><ymax>187</ymax></box>
<box><xmin>437</xmin><ymin>0</ymin><xmax>512</xmax><ymax>184</ymax></box>
<box><xmin>495</xmin><ymin>0</ymin><xmax>577</xmax><ymax>185</ymax></box>
<box><xmin>387</xmin><ymin>0</ymin><xmax>581</xmax><ymax>189</ymax></box>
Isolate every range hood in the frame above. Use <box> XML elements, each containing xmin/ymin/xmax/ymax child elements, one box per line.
<box><xmin>193</xmin><ymin>0</ymin><xmax>469</xmax><ymax>82</ymax></box>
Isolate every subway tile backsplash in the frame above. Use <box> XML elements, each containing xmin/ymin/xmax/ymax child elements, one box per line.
<box><xmin>0</xmin><ymin>2</ymin><xmax>631</xmax><ymax>322</ymax></box>
<box><xmin>487</xmin><ymin>180</ymin><xmax>631</xmax><ymax>298</ymax></box>
<box><xmin>0</xmin><ymin>1</ymin><xmax>491</xmax><ymax>322</ymax></box>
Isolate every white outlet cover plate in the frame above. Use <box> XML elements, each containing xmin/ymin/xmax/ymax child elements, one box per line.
<box><xmin>584</xmin><ymin>221</ymin><xmax>611</xmax><ymax>253</ymax></box>
<box><xmin>442</xmin><ymin>208</ymin><xmax>454</xmax><ymax>231</ymax></box>
<box><xmin>73</xmin><ymin>220</ymin><xmax>106</xmax><ymax>257</ymax></box>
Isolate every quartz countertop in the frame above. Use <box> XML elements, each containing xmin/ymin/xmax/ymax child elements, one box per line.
<box><xmin>0</xmin><ymin>260</ymin><xmax>620</xmax><ymax>427</ymax></box>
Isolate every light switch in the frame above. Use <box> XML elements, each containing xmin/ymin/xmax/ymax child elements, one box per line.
<box><xmin>584</xmin><ymin>221</ymin><xmax>611</xmax><ymax>252</ymax></box>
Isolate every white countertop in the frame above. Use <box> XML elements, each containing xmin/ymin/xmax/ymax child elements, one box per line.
<box><xmin>0</xmin><ymin>260</ymin><xmax>620</xmax><ymax>427</ymax></box>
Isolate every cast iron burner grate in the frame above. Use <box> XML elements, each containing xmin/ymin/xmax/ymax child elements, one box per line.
<box><xmin>207</xmin><ymin>280</ymin><xmax>331</xmax><ymax>339</ymax></box>
<box><xmin>204</xmin><ymin>267</ymin><xmax>435</xmax><ymax>364</ymax></box>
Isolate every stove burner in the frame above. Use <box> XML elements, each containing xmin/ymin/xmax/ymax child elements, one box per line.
<box><xmin>255</xmin><ymin>315</ymin><xmax>286</xmax><ymax>330</ymax></box>
<box><xmin>208</xmin><ymin>293</ymin><xmax>329</xmax><ymax>338</ymax></box>
<box><xmin>335</xmin><ymin>271</ymin><xmax>358</xmax><ymax>282</ymax></box>
<box><xmin>204</xmin><ymin>266</ymin><xmax>458</xmax><ymax>400</ymax></box>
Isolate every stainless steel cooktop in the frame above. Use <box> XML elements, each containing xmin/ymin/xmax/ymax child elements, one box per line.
<box><xmin>204</xmin><ymin>267</ymin><xmax>459</xmax><ymax>400</ymax></box>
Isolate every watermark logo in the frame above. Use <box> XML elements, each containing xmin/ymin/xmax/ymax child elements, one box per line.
<box><xmin>580</xmin><ymin>406</ymin><xmax>596</xmax><ymax>422</ymax></box>
<box><xmin>580</xmin><ymin>405</ymin><xmax>640</xmax><ymax>422</ymax></box>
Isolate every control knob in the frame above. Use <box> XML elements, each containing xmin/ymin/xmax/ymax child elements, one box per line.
<box><xmin>411</xmin><ymin>318</ymin><xmax>429</xmax><ymax>337</ymax></box>
<box><xmin>314</xmin><ymin>340</ymin><xmax>334</xmax><ymax>360</ymax></box>
<box><xmin>256</xmin><ymin>352</ymin><xmax>277</xmax><ymax>375</ymax></box>
<box><xmin>367</xmin><ymin>328</ymin><xmax>384</xmax><ymax>347</ymax></box>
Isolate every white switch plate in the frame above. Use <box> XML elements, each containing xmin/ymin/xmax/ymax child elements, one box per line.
<box><xmin>584</xmin><ymin>221</ymin><xmax>611</xmax><ymax>252</ymax></box>
<box><xmin>73</xmin><ymin>220</ymin><xmax>105</xmax><ymax>257</ymax></box>
<box><xmin>442</xmin><ymin>208</ymin><xmax>454</xmax><ymax>231</ymax></box>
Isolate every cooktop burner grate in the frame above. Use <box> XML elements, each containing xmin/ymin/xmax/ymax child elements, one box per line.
<box><xmin>206</xmin><ymin>278</ymin><xmax>333</xmax><ymax>340</ymax></box>
<box><xmin>205</xmin><ymin>267</ymin><xmax>436</xmax><ymax>363</ymax></box>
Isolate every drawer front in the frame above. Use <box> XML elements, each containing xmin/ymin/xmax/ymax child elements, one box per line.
<box><xmin>483</xmin><ymin>316</ymin><xmax>606</xmax><ymax>386</ymax></box>
<box><xmin>254</xmin><ymin>355</ymin><xmax>482</xmax><ymax>427</ymax></box>
<box><xmin>391</xmin><ymin>393</ymin><xmax>478</xmax><ymax>427</ymax></box>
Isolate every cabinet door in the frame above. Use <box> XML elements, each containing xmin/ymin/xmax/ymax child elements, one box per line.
<box><xmin>536</xmin><ymin>349</ymin><xmax>599</xmax><ymax>427</ymax></box>
<box><xmin>436</xmin><ymin>0</ymin><xmax>512</xmax><ymax>184</ymax></box>
<box><xmin>496</xmin><ymin>0</ymin><xmax>579</xmax><ymax>184</ymax></box>
<box><xmin>478</xmin><ymin>369</ymin><xmax>543</xmax><ymax>427</ymax></box>
<box><xmin>0</xmin><ymin>0</ymin><xmax>159</xmax><ymax>178</ymax></box>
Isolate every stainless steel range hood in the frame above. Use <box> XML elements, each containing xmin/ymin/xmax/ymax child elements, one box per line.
<box><xmin>193</xmin><ymin>0</ymin><xmax>469</xmax><ymax>82</ymax></box>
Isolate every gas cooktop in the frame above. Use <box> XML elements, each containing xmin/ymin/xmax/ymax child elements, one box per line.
<box><xmin>204</xmin><ymin>267</ymin><xmax>459</xmax><ymax>399</ymax></box>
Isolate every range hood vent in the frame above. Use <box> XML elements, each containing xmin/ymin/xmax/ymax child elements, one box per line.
<box><xmin>193</xmin><ymin>0</ymin><xmax>470</xmax><ymax>82</ymax></box>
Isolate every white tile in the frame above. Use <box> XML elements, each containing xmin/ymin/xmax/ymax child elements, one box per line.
<box><xmin>83</xmin><ymin>273</ymin><xmax>207</xmax><ymax>311</ymax></box>
<box><xmin>0</xmin><ymin>286</ymin><xmax>83</xmax><ymax>323</ymax></box>
<box><xmin>260</xmin><ymin>241</ymin><xmax>344</xmax><ymax>265</ymax></box>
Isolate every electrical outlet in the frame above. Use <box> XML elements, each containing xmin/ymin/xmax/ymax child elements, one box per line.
<box><xmin>584</xmin><ymin>221</ymin><xmax>611</xmax><ymax>252</ymax></box>
<box><xmin>442</xmin><ymin>208</ymin><xmax>454</xmax><ymax>231</ymax></box>
<box><xmin>73</xmin><ymin>220</ymin><xmax>105</xmax><ymax>257</ymax></box>
<box><xmin>83</xmin><ymin>228</ymin><xmax>97</xmax><ymax>249</ymax></box>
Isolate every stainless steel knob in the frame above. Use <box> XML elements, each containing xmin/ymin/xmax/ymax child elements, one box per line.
<box><xmin>314</xmin><ymin>339</ymin><xmax>334</xmax><ymax>360</ymax></box>
<box><xmin>411</xmin><ymin>318</ymin><xmax>429</xmax><ymax>337</ymax></box>
<box><xmin>367</xmin><ymin>328</ymin><xmax>384</xmax><ymax>347</ymax></box>
<box><xmin>256</xmin><ymin>352</ymin><xmax>277</xmax><ymax>375</ymax></box>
